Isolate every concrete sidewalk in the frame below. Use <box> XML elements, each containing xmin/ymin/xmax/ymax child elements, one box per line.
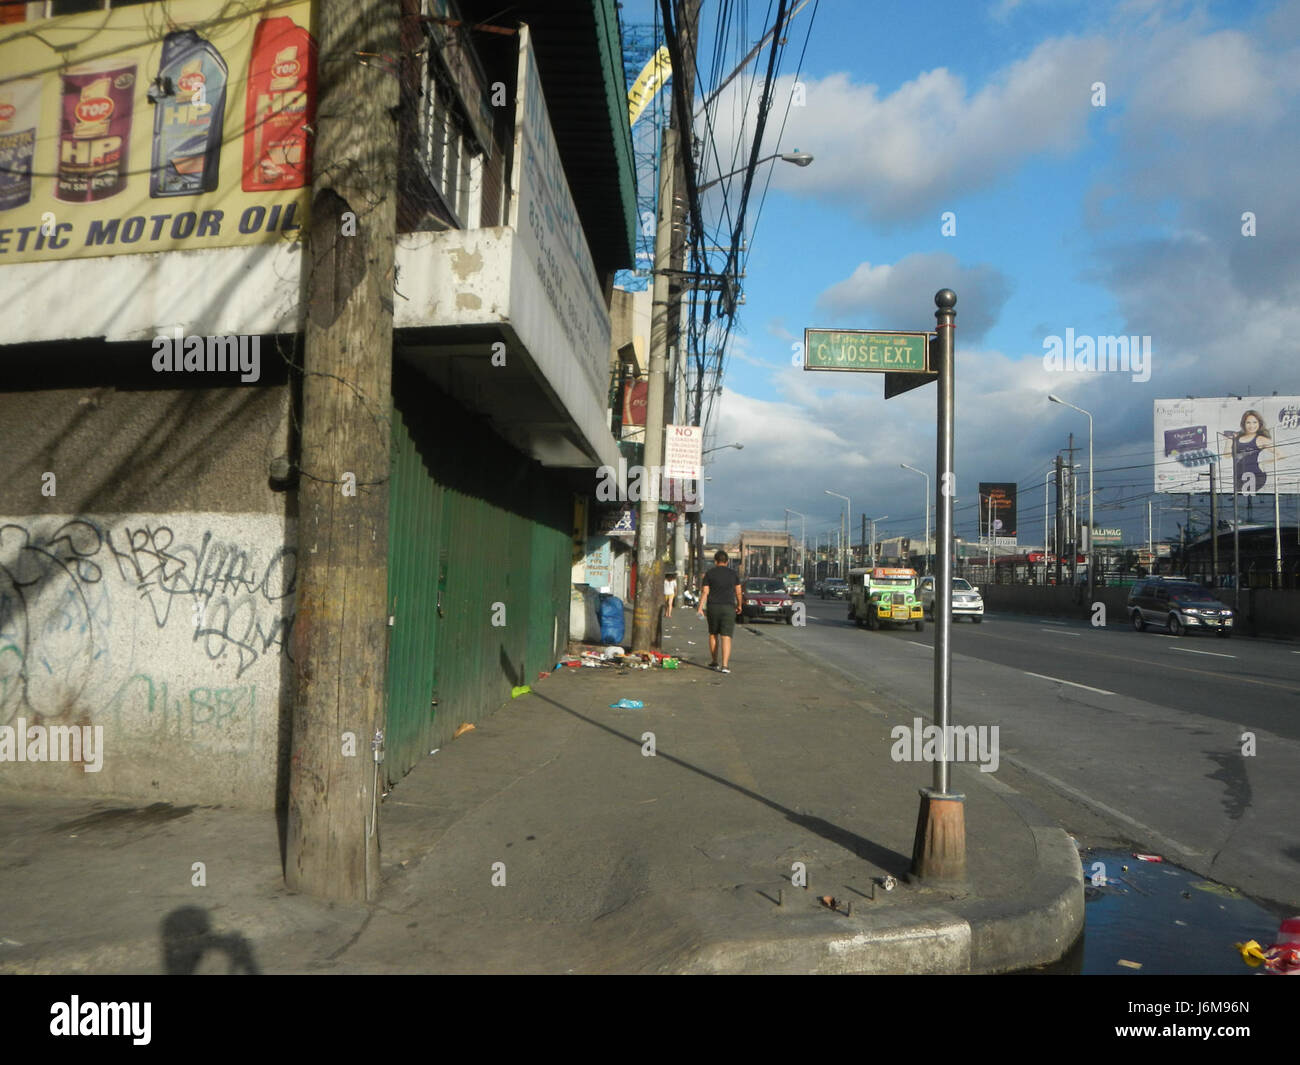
<box><xmin>0</xmin><ymin>608</ymin><xmax>1082</xmax><ymax>974</ymax></box>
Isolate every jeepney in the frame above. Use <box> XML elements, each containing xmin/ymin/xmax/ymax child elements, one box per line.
<box><xmin>782</xmin><ymin>573</ymin><xmax>805</xmax><ymax>598</ymax></box>
<box><xmin>847</xmin><ymin>566</ymin><xmax>924</xmax><ymax>631</ymax></box>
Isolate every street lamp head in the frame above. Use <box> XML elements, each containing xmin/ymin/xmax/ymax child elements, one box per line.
<box><xmin>1048</xmin><ymin>394</ymin><xmax>1063</xmax><ymax>404</ymax></box>
<box><xmin>780</xmin><ymin>150</ymin><xmax>814</xmax><ymax>167</ymax></box>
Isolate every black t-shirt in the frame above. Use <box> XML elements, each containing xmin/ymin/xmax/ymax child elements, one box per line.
<box><xmin>702</xmin><ymin>565</ymin><xmax>740</xmax><ymax>605</ymax></box>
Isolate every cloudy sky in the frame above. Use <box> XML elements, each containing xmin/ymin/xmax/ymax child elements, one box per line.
<box><xmin>620</xmin><ymin>0</ymin><xmax>1300</xmax><ymax>552</ymax></box>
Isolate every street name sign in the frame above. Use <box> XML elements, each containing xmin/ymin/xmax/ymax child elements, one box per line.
<box><xmin>803</xmin><ymin>327</ymin><xmax>939</xmax><ymax>398</ymax></box>
<box><xmin>803</xmin><ymin>329</ymin><xmax>930</xmax><ymax>372</ymax></box>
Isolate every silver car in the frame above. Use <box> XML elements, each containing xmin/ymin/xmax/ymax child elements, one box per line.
<box><xmin>1127</xmin><ymin>578</ymin><xmax>1233</xmax><ymax>637</ymax></box>
<box><xmin>919</xmin><ymin>576</ymin><xmax>984</xmax><ymax>621</ymax></box>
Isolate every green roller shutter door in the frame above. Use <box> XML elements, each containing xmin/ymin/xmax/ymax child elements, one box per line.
<box><xmin>385</xmin><ymin>376</ymin><xmax>578</xmax><ymax>782</ymax></box>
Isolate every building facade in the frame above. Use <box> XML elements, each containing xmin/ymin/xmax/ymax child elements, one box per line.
<box><xmin>0</xmin><ymin>0</ymin><xmax>636</xmax><ymax>802</ymax></box>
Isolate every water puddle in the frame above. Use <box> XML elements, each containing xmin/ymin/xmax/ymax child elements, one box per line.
<box><xmin>1027</xmin><ymin>848</ymin><xmax>1288</xmax><ymax>974</ymax></box>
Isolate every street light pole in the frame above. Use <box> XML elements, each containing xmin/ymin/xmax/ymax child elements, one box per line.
<box><xmin>786</xmin><ymin>508</ymin><xmax>807</xmax><ymax>581</ymax></box>
<box><xmin>696</xmin><ymin>150</ymin><xmax>814</xmax><ymax>192</ymax></box>
<box><xmin>1049</xmin><ymin>395</ymin><xmax>1094</xmax><ymax>603</ymax></box>
<box><xmin>867</xmin><ymin>516</ymin><xmax>888</xmax><ymax>565</ymax></box>
<box><xmin>826</xmin><ymin>490</ymin><xmax>850</xmax><ymax>577</ymax></box>
<box><xmin>901</xmin><ymin>464</ymin><xmax>930</xmax><ymax>575</ymax></box>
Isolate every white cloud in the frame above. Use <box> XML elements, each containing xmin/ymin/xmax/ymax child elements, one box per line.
<box><xmin>816</xmin><ymin>252</ymin><xmax>1011</xmax><ymax>341</ymax></box>
<box><xmin>1125</xmin><ymin>31</ymin><xmax>1281</xmax><ymax>127</ymax></box>
<box><xmin>703</xmin><ymin>34</ymin><xmax>1112</xmax><ymax>222</ymax></box>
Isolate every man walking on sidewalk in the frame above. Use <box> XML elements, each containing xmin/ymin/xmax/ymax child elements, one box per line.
<box><xmin>697</xmin><ymin>550</ymin><xmax>743</xmax><ymax>673</ymax></box>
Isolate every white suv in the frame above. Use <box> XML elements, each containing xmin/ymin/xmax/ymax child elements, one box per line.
<box><xmin>918</xmin><ymin>576</ymin><xmax>984</xmax><ymax>622</ymax></box>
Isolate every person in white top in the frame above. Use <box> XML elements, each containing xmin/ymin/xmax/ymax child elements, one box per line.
<box><xmin>663</xmin><ymin>574</ymin><xmax>677</xmax><ymax>618</ymax></box>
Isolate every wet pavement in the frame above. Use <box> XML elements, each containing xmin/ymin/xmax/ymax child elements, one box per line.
<box><xmin>1027</xmin><ymin>848</ymin><xmax>1288</xmax><ymax>975</ymax></box>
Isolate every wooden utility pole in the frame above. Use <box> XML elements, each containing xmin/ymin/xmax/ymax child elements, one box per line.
<box><xmin>286</xmin><ymin>0</ymin><xmax>401</xmax><ymax>901</ymax></box>
<box><xmin>632</xmin><ymin>0</ymin><xmax>702</xmax><ymax>651</ymax></box>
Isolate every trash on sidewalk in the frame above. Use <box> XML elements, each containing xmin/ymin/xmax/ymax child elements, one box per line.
<box><xmin>662</xmin><ymin>657</ymin><xmax>679</xmax><ymax>669</ymax></box>
<box><xmin>609</xmin><ymin>698</ymin><xmax>644</xmax><ymax>709</ymax></box>
<box><xmin>879</xmin><ymin>875</ymin><xmax>897</xmax><ymax>891</ymax></box>
<box><xmin>537</xmin><ymin>671</ymin><xmax>550</xmax><ymax>680</ymax></box>
<box><xmin>453</xmin><ymin>722</ymin><xmax>475</xmax><ymax>739</ymax></box>
<box><xmin>511</xmin><ymin>685</ymin><xmax>531</xmax><ymax>698</ymax></box>
<box><xmin>1132</xmin><ymin>853</ymin><xmax>1163</xmax><ymax>862</ymax></box>
<box><xmin>819</xmin><ymin>895</ymin><xmax>840</xmax><ymax>911</ymax></box>
<box><xmin>1236</xmin><ymin>917</ymin><xmax>1300</xmax><ymax>974</ymax></box>
<box><xmin>1117</xmin><ymin>959</ymin><xmax>1143</xmax><ymax>970</ymax></box>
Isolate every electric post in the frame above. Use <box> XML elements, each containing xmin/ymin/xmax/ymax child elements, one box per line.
<box><xmin>287</xmin><ymin>0</ymin><xmax>401</xmax><ymax>900</ymax></box>
<box><xmin>633</xmin><ymin>0</ymin><xmax>701</xmax><ymax>651</ymax></box>
<box><xmin>631</xmin><ymin>124</ymin><xmax>676</xmax><ymax>652</ymax></box>
<box><xmin>1054</xmin><ymin>454</ymin><xmax>1064</xmax><ymax>586</ymax></box>
<box><xmin>1209</xmin><ymin>463</ymin><xmax>1220</xmax><ymax>588</ymax></box>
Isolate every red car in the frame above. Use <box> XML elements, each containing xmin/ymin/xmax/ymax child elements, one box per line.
<box><xmin>739</xmin><ymin>577</ymin><xmax>795</xmax><ymax>624</ymax></box>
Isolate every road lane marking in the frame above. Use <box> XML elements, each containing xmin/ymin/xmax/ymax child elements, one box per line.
<box><xmin>1041</xmin><ymin>629</ymin><xmax>1080</xmax><ymax>637</ymax></box>
<box><xmin>972</xmin><ymin>631</ymin><xmax>1300</xmax><ymax>694</ymax></box>
<box><xmin>1023</xmin><ymin>671</ymin><xmax>1115</xmax><ymax>695</ymax></box>
<box><xmin>1038</xmin><ymin>619</ymin><xmax>1068</xmax><ymax>625</ymax></box>
<box><xmin>906</xmin><ymin>641</ymin><xmax>930</xmax><ymax>650</ymax></box>
<box><xmin>1169</xmin><ymin>646</ymin><xmax>1236</xmax><ymax>659</ymax></box>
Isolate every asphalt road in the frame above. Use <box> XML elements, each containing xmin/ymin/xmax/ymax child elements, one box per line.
<box><xmin>753</xmin><ymin>595</ymin><xmax>1300</xmax><ymax>911</ymax></box>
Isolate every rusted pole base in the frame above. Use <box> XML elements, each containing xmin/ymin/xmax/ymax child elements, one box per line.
<box><xmin>908</xmin><ymin>787</ymin><xmax>968</xmax><ymax>887</ymax></box>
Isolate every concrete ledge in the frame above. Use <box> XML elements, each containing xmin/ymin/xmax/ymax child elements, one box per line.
<box><xmin>679</xmin><ymin>906</ymin><xmax>971</xmax><ymax>975</ymax></box>
<box><xmin>959</xmin><ymin>827</ymin><xmax>1084</xmax><ymax>973</ymax></box>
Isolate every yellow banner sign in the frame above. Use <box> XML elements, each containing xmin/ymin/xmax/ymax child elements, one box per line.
<box><xmin>627</xmin><ymin>45</ymin><xmax>671</xmax><ymax>127</ymax></box>
<box><xmin>0</xmin><ymin>0</ymin><xmax>316</xmax><ymax>264</ymax></box>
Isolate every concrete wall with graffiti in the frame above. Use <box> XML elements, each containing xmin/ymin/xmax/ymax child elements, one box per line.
<box><xmin>0</xmin><ymin>513</ymin><xmax>294</xmax><ymax>804</ymax></box>
<box><xmin>0</xmin><ymin>375</ymin><xmax>295</xmax><ymax>806</ymax></box>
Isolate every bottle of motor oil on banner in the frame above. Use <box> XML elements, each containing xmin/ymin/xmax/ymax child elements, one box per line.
<box><xmin>56</xmin><ymin>60</ymin><xmax>136</xmax><ymax>202</ymax></box>
<box><xmin>0</xmin><ymin>77</ymin><xmax>40</xmax><ymax>211</ymax></box>
<box><xmin>243</xmin><ymin>16</ymin><xmax>317</xmax><ymax>191</ymax></box>
<box><xmin>149</xmin><ymin>29</ymin><xmax>228</xmax><ymax>197</ymax></box>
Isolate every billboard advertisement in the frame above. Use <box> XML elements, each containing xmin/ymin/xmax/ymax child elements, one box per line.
<box><xmin>978</xmin><ymin>482</ymin><xmax>1017</xmax><ymax>543</ymax></box>
<box><xmin>1154</xmin><ymin>398</ymin><xmax>1300</xmax><ymax>494</ymax></box>
<box><xmin>0</xmin><ymin>0</ymin><xmax>316</xmax><ymax>265</ymax></box>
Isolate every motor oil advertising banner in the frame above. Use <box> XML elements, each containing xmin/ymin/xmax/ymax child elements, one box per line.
<box><xmin>0</xmin><ymin>0</ymin><xmax>316</xmax><ymax>264</ymax></box>
<box><xmin>1154</xmin><ymin>397</ymin><xmax>1300</xmax><ymax>494</ymax></box>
